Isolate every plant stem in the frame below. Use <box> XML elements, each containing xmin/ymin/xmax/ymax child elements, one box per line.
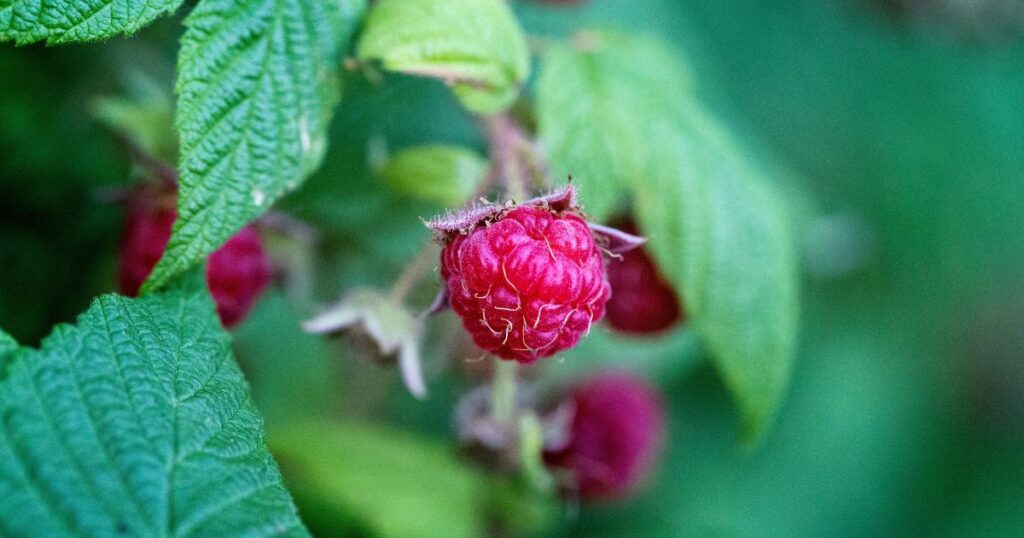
<box><xmin>388</xmin><ymin>242</ymin><xmax>439</xmax><ymax>303</ymax></box>
<box><xmin>483</xmin><ymin>113</ymin><xmax>533</xmax><ymax>201</ymax></box>
<box><xmin>491</xmin><ymin>359</ymin><xmax>518</xmax><ymax>424</ymax></box>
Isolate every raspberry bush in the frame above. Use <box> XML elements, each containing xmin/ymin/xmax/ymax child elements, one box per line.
<box><xmin>0</xmin><ymin>0</ymin><xmax>843</xmax><ymax>536</ymax></box>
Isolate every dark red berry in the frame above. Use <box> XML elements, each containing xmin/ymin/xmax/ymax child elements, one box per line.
<box><xmin>604</xmin><ymin>216</ymin><xmax>682</xmax><ymax>335</ymax></box>
<box><xmin>440</xmin><ymin>204</ymin><xmax>610</xmax><ymax>363</ymax></box>
<box><xmin>117</xmin><ymin>195</ymin><xmax>178</xmax><ymax>297</ymax></box>
<box><xmin>205</xmin><ymin>226</ymin><xmax>273</xmax><ymax>327</ymax></box>
<box><xmin>544</xmin><ymin>373</ymin><xmax>664</xmax><ymax>500</ymax></box>
<box><xmin>118</xmin><ymin>190</ymin><xmax>272</xmax><ymax>328</ymax></box>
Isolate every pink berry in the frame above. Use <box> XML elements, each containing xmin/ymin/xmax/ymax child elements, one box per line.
<box><xmin>440</xmin><ymin>205</ymin><xmax>610</xmax><ymax>363</ymax></box>
<box><xmin>118</xmin><ymin>190</ymin><xmax>272</xmax><ymax>328</ymax></box>
<box><xmin>604</xmin><ymin>216</ymin><xmax>682</xmax><ymax>335</ymax></box>
<box><xmin>544</xmin><ymin>373</ymin><xmax>664</xmax><ymax>500</ymax></box>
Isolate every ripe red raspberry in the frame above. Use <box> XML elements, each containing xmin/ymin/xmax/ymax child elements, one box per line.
<box><xmin>604</xmin><ymin>216</ymin><xmax>682</xmax><ymax>335</ymax></box>
<box><xmin>118</xmin><ymin>191</ymin><xmax>272</xmax><ymax>328</ymax></box>
<box><xmin>544</xmin><ymin>373</ymin><xmax>664</xmax><ymax>500</ymax></box>
<box><xmin>439</xmin><ymin>203</ymin><xmax>610</xmax><ymax>363</ymax></box>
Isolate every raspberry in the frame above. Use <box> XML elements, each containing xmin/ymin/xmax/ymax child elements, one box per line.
<box><xmin>205</xmin><ymin>227</ymin><xmax>273</xmax><ymax>327</ymax></box>
<box><xmin>439</xmin><ymin>203</ymin><xmax>610</xmax><ymax>363</ymax></box>
<box><xmin>604</xmin><ymin>216</ymin><xmax>682</xmax><ymax>335</ymax></box>
<box><xmin>118</xmin><ymin>191</ymin><xmax>272</xmax><ymax>328</ymax></box>
<box><xmin>544</xmin><ymin>373</ymin><xmax>664</xmax><ymax>500</ymax></box>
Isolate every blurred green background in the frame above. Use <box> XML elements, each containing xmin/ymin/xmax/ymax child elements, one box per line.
<box><xmin>2</xmin><ymin>0</ymin><xmax>1023</xmax><ymax>536</ymax></box>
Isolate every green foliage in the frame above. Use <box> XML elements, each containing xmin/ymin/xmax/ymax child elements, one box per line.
<box><xmin>0</xmin><ymin>289</ymin><xmax>307</xmax><ymax>537</ymax></box>
<box><xmin>635</xmin><ymin>116</ymin><xmax>799</xmax><ymax>443</ymax></box>
<box><xmin>358</xmin><ymin>0</ymin><xmax>530</xmax><ymax>115</ymax></box>
<box><xmin>271</xmin><ymin>421</ymin><xmax>487</xmax><ymax>538</ymax></box>
<box><xmin>0</xmin><ymin>0</ymin><xmax>182</xmax><ymax>45</ymax></box>
<box><xmin>537</xmin><ymin>31</ymin><xmax>692</xmax><ymax>221</ymax></box>
<box><xmin>142</xmin><ymin>0</ymin><xmax>365</xmax><ymax>293</ymax></box>
<box><xmin>549</xmin><ymin>325</ymin><xmax>704</xmax><ymax>385</ymax></box>
<box><xmin>232</xmin><ymin>292</ymin><xmax>337</xmax><ymax>427</ymax></box>
<box><xmin>538</xmin><ymin>30</ymin><xmax>798</xmax><ymax>443</ymax></box>
<box><xmin>91</xmin><ymin>74</ymin><xmax>177</xmax><ymax>162</ymax></box>
<box><xmin>0</xmin><ymin>329</ymin><xmax>15</xmax><ymax>372</ymax></box>
<box><xmin>379</xmin><ymin>145</ymin><xmax>486</xmax><ymax>207</ymax></box>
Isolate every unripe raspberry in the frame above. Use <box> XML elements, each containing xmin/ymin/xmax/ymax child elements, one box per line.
<box><xmin>605</xmin><ymin>216</ymin><xmax>682</xmax><ymax>335</ymax></box>
<box><xmin>439</xmin><ymin>204</ymin><xmax>610</xmax><ymax>363</ymax></box>
<box><xmin>118</xmin><ymin>191</ymin><xmax>272</xmax><ymax>328</ymax></box>
<box><xmin>544</xmin><ymin>373</ymin><xmax>664</xmax><ymax>500</ymax></box>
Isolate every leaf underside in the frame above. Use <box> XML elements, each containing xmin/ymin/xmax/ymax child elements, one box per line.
<box><xmin>0</xmin><ymin>291</ymin><xmax>308</xmax><ymax>537</ymax></box>
<box><xmin>142</xmin><ymin>0</ymin><xmax>365</xmax><ymax>293</ymax></box>
<box><xmin>0</xmin><ymin>0</ymin><xmax>183</xmax><ymax>45</ymax></box>
<box><xmin>357</xmin><ymin>0</ymin><xmax>529</xmax><ymax>115</ymax></box>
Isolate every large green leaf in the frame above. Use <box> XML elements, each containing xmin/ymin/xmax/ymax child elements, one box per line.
<box><xmin>272</xmin><ymin>420</ymin><xmax>486</xmax><ymax>538</ymax></box>
<box><xmin>0</xmin><ymin>329</ymin><xmax>15</xmax><ymax>373</ymax></box>
<box><xmin>537</xmin><ymin>31</ymin><xmax>799</xmax><ymax>443</ymax></box>
<box><xmin>142</xmin><ymin>0</ymin><xmax>365</xmax><ymax>293</ymax></box>
<box><xmin>357</xmin><ymin>0</ymin><xmax>530</xmax><ymax>115</ymax></box>
<box><xmin>0</xmin><ymin>290</ymin><xmax>308</xmax><ymax>537</ymax></box>
<box><xmin>636</xmin><ymin>116</ymin><xmax>799</xmax><ymax>443</ymax></box>
<box><xmin>0</xmin><ymin>0</ymin><xmax>182</xmax><ymax>44</ymax></box>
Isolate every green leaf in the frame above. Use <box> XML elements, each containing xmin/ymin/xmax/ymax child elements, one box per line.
<box><xmin>0</xmin><ymin>0</ymin><xmax>182</xmax><ymax>45</ymax></box>
<box><xmin>537</xmin><ymin>31</ymin><xmax>799</xmax><ymax>443</ymax></box>
<box><xmin>536</xmin><ymin>31</ymin><xmax>692</xmax><ymax>220</ymax></box>
<box><xmin>272</xmin><ymin>420</ymin><xmax>487</xmax><ymax>538</ymax></box>
<box><xmin>357</xmin><ymin>0</ymin><xmax>530</xmax><ymax>115</ymax></box>
<box><xmin>0</xmin><ymin>329</ymin><xmax>16</xmax><ymax>374</ymax></box>
<box><xmin>141</xmin><ymin>0</ymin><xmax>366</xmax><ymax>293</ymax></box>
<box><xmin>637</xmin><ymin>118</ymin><xmax>799</xmax><ymax>444</ymax></box>
<box><xmin>379</xmin><ymin>145</ymin><xmax>486</xmax><ymax>207</ymax></box>
<box><xmin>0</xmin><ymin>290</ymin><xmax>309</xmax><ymax>537</ymax></box>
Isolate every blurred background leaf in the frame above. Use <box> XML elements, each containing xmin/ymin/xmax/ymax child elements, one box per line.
<box><xmin>271</xmin><ymin>420</ymin><xmax>487</xmax><ymax>538</ymax></box>
<box><xmin>378</xmin><ymin>145</ymin><xmax>487</xmax><ymax>207</ymax></box>
<box><xmin>538</xmin><ymin>30</ymin><xmax>799</xmax><ymax>442</ymax></box>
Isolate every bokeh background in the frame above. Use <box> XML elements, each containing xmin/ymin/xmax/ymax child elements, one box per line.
<box><xmin>2</xmin><ymin>0</ymin><xmax>1023</xmax><ymax>535</ymax></box>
